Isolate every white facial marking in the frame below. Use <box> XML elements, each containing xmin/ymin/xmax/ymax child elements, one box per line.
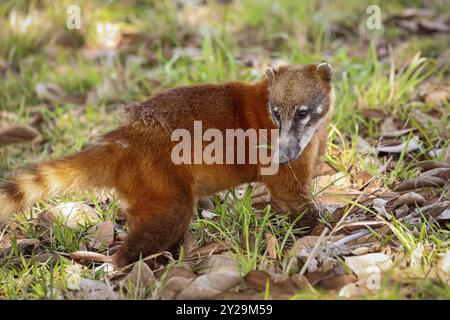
<box><xmin>301</xmin><ymin>115</ymin><xmax>310</xmax><ymax>125</ymax></box>
<box><xmin>298</xmin><ymin>114</ymin><xmax>328</xmax><ymax>154</ymax></box>
<box><xmin>316</xmin><ymin>104</ymin><xmax>323</xmax><ymax>114</ymax></box>
<box><xmin>299</xmin><ymin>123</ymin><xmax>319</xmax><ymax>152</ymax></box>
<box><xmin>298</xmin><ymin>105</ymin><xmax>308</xmax><ymax>111</ymax></box>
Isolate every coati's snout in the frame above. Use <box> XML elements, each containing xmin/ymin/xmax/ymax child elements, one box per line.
<box><xmin>265</xmin><ymin>63</ymin><xmax>334</xmax><ymax>164</ymax></box>
<box><xmin>273</xmin><ymin>101</ymin><xmax>328</xmax><ymax>164</ymax></box>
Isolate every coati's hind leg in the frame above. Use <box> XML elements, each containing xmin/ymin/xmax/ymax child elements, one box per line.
<box><xmin>113</xmin><ymin>190</ymin><xmax>195</xmax><ymax>268</ymax></box>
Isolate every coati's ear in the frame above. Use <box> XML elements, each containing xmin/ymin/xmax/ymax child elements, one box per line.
<box><xmin>316</xmin><ymin>62</ymin><xmax>332</xmax><ymax>82</ymax></box>
<box><xmin>265</xmin><ymin>66</ymin><xmax>276</xmax><ymax>83</ymax></box>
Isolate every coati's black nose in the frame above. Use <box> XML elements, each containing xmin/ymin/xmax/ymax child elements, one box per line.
<box><xmin>277</xmin><ymin>147</ymin><xmax>300</xmax><ymax>165</ymax></box>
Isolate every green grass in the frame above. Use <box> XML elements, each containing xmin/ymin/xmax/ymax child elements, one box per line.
<box><xmin>0</xmin><ymin>0</ymin><xmax>449</xmax><ymax>299</ymax></box>
<box><xmin>191</xmin><ymin>186</ymin><xmax>304</xmax><ymax>274</ymax></box>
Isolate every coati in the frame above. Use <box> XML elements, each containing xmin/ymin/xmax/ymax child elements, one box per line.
<box><xmin>0</xmin><ymin>63</ymin><xmax>334</xmax><ymax>267</ymax></box>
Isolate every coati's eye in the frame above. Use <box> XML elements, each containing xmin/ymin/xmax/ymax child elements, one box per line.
<box><xmin>297</xmin><ymin>110</ymin><xmax>308</xmax><ymax>119</ymax></box>
<box><xmin>269</xmin><ymin>102</ymin><xmax>281</xmax><ymax>126</ymax></box>
<box><xmin>269</xmin><ymin>102</ymin><xmax>281</xmax><ymax>122</ymax></box>
<box><xmin>273</xmin><ymin>110</ymin><xmax>281</xmax><ymax>122</ymax></box>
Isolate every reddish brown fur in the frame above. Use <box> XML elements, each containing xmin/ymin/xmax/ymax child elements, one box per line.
<box><xmin>0</xmin><ymin>64</ymin><xmax>332</xmax><ymax>267</ymax></box>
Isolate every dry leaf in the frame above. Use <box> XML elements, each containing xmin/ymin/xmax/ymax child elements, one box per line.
<box><xmin>418</xmin><ymin>19</ymin><xmax>450</xmax><ymax>33</ymax></box>
<box><xmin>70</xmin><ymin>251</ymin><xmax>111</xmax><ymax>263</ymax></box>
<box><xmin>416</xmin><ymin>160</ymin><xmax>450</xmax><ymax>171</ymax></box>
<box><xmin>422</xmin><ymin>167</ymin><xmax>450</xmax><ymax>178</ymax></box>
<box><xmin>394</xmin><ymin>176</ymin><xmax>446</xmax><ymax>191</ymax></box>
<box><xmin>177</xmin><ymin>254</ymin><xmax>241</xmax><ymax>299</ymax></box>
<box><xmin>159</xmin><ymin>276</ymin><xmax>195</xmax><ymax>300</ymax></box>
<box><xmin>88</xmin><ymin>221</ymin><xmax>114</xmax><ymax>250</ymax></box>
<box><xmin>351</xmin><ymin>247</ymin><xmax>371</xmax><ymax>256</ymax></box>
<box><xmin>304</xmin><ymin>271</ymin><xmax>330</xmax><ymax>286</ymax></box>
<box><xmin>0</xmin><ymin>124</ymin><xmax>42</xmax><ymax>145</ymax></box>
<box><xmin>34</xmin><ymin>252</ymin><xmax>61</xmax><ymax>265</ymax></box>
<box><xmin>437</xmin><ymin>209</ymin><xmax>450</xmax><ymax>220</ymax></box>
<box><xmin>421</xmin><ymin>201</ymin><xmax>449</xmax><ymax>218</ymax></box>
<box><xmin>265</xmin><ymin>233</ymin><xmax>278</xmax><ymax>260</ymax></box>
<box><xmin>439</xmin><ymin>251</ymin><xmax>450</xmax><ymax>274</ymax></box>
<box><xmin>319</xmin><ymin>274</ymin><xmax>357</xmax><ymax>290</ymax></box>
<box><xmin>289</xmin><ymin>236</ymin><xmax>322</xmax><ymax>256</ymax></box>
<box><xmin>289</xmin><ymin>235</ymin><xmax>345</xmax><ymax>258</ymax></box>
<box><xmin>186</xmin><ymin>240</ymin><xmax>230</xmax><ymax>258</ymax></box>
<box><xmin>244</xmin><ymin>270</ymin><xmax>307</xmax><ymax>295</ymax></box>
<box><xmin>389</xmin><ymin>192</ymin><xmax>425</xmax><ymax>209</ymax></box>
<box><xmin>195</xmin><ymin>253</ymin><xmax>240</xmax><ymax>275</ymax></box>
<box><xmin>176</xmin><ymin>267</ymin><xmax>241</xmax><ymax>299</ymax></box>
<box><xmin>121</xmin><ymin>260</ymin><xmax>156</xmax><ymax>288</ymax></box>
<box><xmin>47</xmin><ymin>202</ymin><xmax>99</xmax><ymax>228</ymax></box>
<box><xmin>353</xmin><ymin>171</ymin><xmax>374</xmax><ymax>189</ymax></box>
<box><xmin>344</xmin><ymin>253</ymin><xmax>393</xmax><ymax>278</ymax></box>
<box><xmin>183</xmin><ymin>231</ymin><xmax>198</xmax><ymax>256</ymax></box>
<box><xmin>77</xmin><ymin>278</ymin><xmax>118</xmax><ymax>300</ymax></box>
<box><xmin>339</xmin><ymin>221</ymin><xmax>386</xmax><ymax>233</ymax></box>
<box><xmin>377</xmin><ymin>137</ymin><xmax>422</xmax><ymax>153</ymax></box>
<box><xmin>314</xmin><ymin>162</ymin><xmax>337</xmax><ymax>177</ymax></box>
<box><xmin>157</xmin><ymin>266</ymin><xmax>196</xmax><ymax>281</ymax></box>
<box><xmin>244</xmin><ymin>270</ymin><xmax>271</xmax><ymax>291</ymax></box>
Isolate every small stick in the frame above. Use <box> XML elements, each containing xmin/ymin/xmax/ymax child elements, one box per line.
<box><xmin>299</xmin><ymin>227</ymin><xmax>329</xmax><ymax>276</ymax></box>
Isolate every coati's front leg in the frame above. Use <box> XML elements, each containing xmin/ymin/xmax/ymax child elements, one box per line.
<box><xmin>260</xmin><ymin>135</ymin><xmax>321</xmax><ymax>229</ymax></box>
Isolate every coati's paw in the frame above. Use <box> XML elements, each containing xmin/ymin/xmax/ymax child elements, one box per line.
<box><xmin>112</xmin><ymin>239</ymin><xmax>182</xmax><ymax>269</ymax></box>
<box><xmin>290</xmin><ymin>203</ymin><xmax>321</xmax><ymax>230</ymax></box>
<box><xmin>111</xmin><ymin>251</ymin><xmax>132</xmax><ymax>269</ymax></box>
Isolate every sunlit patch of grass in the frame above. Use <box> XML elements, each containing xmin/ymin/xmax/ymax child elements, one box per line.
<box><xmin>49</xmin><ymin>53</ymin><xmax>103</xmax><ymax>97</ymax></box>
<box><xmin>191</xmin><ymin>186</ymin><xmax>304</xmax><ymax>273</ymax></box>
<box><xmin>158</xmin><ymin>32</ymin><xmax>249</xmax><ymax>86</ymax></box>
<box><xmin>333</xmin><ymin>45</ymin><xmax>435</xmax><ymax>130</ymax></box>
<box><xmin>0</xmin><ymin>253</ymin><xmax>73</xmax><ymax>299</ymax></box>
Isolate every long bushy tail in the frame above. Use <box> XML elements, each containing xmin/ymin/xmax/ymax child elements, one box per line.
<box><xmin>0</xmin><ymin>142</ymin><xmax>119</xmax><ymax>224</ymax></box>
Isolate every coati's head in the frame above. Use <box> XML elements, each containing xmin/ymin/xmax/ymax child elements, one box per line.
<box><xmin>265</xmin><ymin>63</ymin><xmax>334</xmax><ymax>164</ymax></box>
